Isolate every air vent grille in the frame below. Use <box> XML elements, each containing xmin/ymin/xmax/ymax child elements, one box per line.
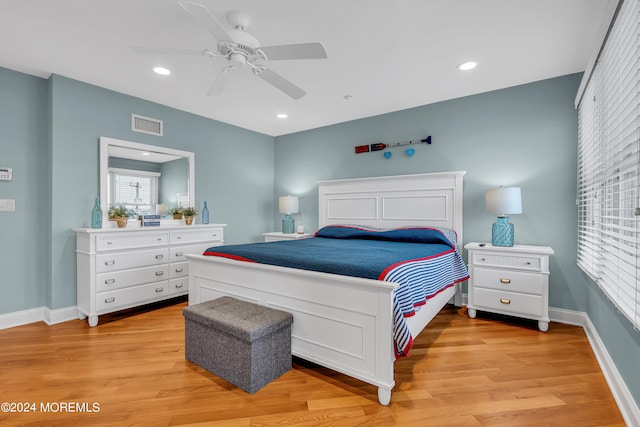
<box><xmin>132</xmin><ymin>114</ymin><xmax>163</xmax><ymax>136</ymax></box>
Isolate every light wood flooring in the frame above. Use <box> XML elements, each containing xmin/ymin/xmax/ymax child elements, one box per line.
<box><xmin>0</xmin><ymin>298</ymin><xmax>626</xmax><ymax>426</ymax></box>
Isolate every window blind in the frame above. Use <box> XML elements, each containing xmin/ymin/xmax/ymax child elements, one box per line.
<box><xmin>108</xmin><ymin>168</ymin><xmax>159</xmax><ymax>216</ymax></box>
<box><xmin>577</xmin><ymin>0</ymin><xmax>640</xmax><ymax>330</ymax></box>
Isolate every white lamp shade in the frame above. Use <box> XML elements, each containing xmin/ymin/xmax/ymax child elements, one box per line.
<box><xmin>485</xmin><ymin>187</ymin><xmax>522</xmax><ymax>215</ymax></box>
<box><xmin>279</xmin><ymin>196</ymin><xmax>299</xmax><ymax>214</ymax></box>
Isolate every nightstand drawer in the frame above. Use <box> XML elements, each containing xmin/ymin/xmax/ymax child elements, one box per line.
<box><xmin>472</xmin><ymin>287</ymin><xmax>543</xmax><ymax>318</ymax></box>
<box><xmin>472</xmin><ymin>268</ymin><xmax>545</xmax><ymax>295</ymax></box>
<box><xmin>472</xmin><ymin>253</ymin><xmax>541</xmax><ymax>272</ymax></box>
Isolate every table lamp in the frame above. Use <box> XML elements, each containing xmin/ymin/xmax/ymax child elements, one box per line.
<box><xmin>279</xmin><ymin>196</ymin><xmax>299</xmax><ymax>234</ymax></box>
<box><xmin>485</xmin><ymin>187</ymin><xmax>522</xmax><ymax>247</ymax></box>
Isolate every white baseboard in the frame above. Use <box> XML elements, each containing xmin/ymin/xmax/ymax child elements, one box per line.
<box><xmin>581</xmin><ymin>314</ymin><xmax>640</xmax><ymax>427</ymax></box>
<box><xmin>0</xmin><ymin>305</ymin><xmax>78</xmax><ymax>330</ymax></box>
<box><xmin>43</xmin><ymin>306</ymin><xmax>79</xmax><ymax>325</ymax></box>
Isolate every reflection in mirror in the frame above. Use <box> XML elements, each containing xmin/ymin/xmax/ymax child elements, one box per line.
<box><xmin>99</xmin><ymin>137</ymin><xmax>195</xmax><ymax>224</ymax></box>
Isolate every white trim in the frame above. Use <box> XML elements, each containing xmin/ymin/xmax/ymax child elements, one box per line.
<box><xmin>0</xmin><ymin>307</ymin><xmax>45</xmax><ymax>330</ymax></box>
<box><xmin>0</xmin><ymin>305</ymin><xmax>80</xmax><ymax>330</ymax></box>
<box><xmin>43</xmin><ymin>306</ymin><xmax>80</xmax><ymax>325</ymax></box>
<box><xmin>548</xmin><ymin>306</ymin><xmax>586</xmax><ymax>327</ymax></box>
<box><xmin>582</xmin><ymin>315</ymin><xmax>640</xmax><ymax>426</ymax></box>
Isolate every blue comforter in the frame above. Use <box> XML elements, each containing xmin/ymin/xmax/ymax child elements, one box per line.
<box><xmin>203</xmin><ymin>225</ymin><xmax>469</xmax><ymax>357</ymax></box>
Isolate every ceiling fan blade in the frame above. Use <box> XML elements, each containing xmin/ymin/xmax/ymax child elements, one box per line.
<box><xmin>178</xmin><ymin>0</ymin><xmax>232</xmax><ymax>42</ymax></box>
<box><xmin>132</xmin><ymin>46</ymin><xmax>205</xmax><ymax>56</ymax></box>
<box><xmin>207</xmin><ymin>66</ymin><xmax>234</xmax><ymax>96</ymax></box>
<box><xmin>259</xmin><ymin>42</ymin><xmax>327</xmax><ymax>61</ymax></box>
<box><xmin>257</xmin><ymin>68</ymin><xmax>306</xmax><ymax>100</ymax></box>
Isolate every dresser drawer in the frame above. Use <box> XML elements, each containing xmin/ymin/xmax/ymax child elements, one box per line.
<box><xmin>96</xmin><ymin>281</ymin><xmax>169</xmax><ymax>312</ymax></box>
<box><xmin>472</xmin><ymin>287</ymin><xmax>543</xmax><ymax>318</ymax></box>
<box><xmin>170</xmin><ymin>228</ymin><xmax>223</xmax><ymax>245</ymax></box>
<box><xmin>472</xmin><ymin>252</ymin><xmax>542</xmax><ymax>272</ymax></box>
<box><xmin>170</xmin><ymin>243</ymin><xmax>215</xmax><ymax>261</ymax></box>
<box><xmin>471</xmin><ymin>267</ymin><xmax>545</xmax><ymax>295</ymax></box>
<box><xmin>96</xmin><ymin>248</ymin><xmax>169</xmax><ymax>273</ymax></box>
<box><xmin>170</xmin><ymin>261</ymin><xmax>188</xmax><ymax>278</ymax></box>
<box><xmin>169</xmin><ymin>278</ymin><xmax>188</xmax><ymax>295</ymax></box>
<box><xmin>96</xmin><ymin>231</ymin><xmax>169</xmax><ymax>252</ymax></box>
<box><xmin>96</xmin><ymin>264</ymin><xmax>169</xmax><ymax>292</ymax></box>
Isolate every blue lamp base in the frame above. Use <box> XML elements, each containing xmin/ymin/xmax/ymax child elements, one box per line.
<box><xmin>492</xmin><ymin>215</ymin><xmax>514</xmax><ymax>247</ymax></box>
<box><xmin>282</xmin><ymin>214</ymin><xmax>295</xmax><ymax>234</ymax></box>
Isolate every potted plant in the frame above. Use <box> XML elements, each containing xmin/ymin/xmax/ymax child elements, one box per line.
<box><xmin>108</xmin><ymin>205</ymin><xmax>129</xmax><ymax>228</ymax></box>
<box><xmin>182</xmin><ymin>206</ymin><xmax>197</xmax><ymax>225</ymax></box>
<box><xmin>170</xmin><ymin>207</ymin><xmax>183</xmax><ymax>220</ymax></box>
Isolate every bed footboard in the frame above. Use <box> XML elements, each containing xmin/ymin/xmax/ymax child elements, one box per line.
<box><xmin>187</xmin><ymin>253</ymin><xmax>397</xmax><ymax>404</ymax></box>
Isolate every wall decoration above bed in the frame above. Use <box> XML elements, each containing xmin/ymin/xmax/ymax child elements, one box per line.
<box><xmin>354</xmin><ymin>135</ymin><xmax>432</xmax><ymax>159</ymax></box>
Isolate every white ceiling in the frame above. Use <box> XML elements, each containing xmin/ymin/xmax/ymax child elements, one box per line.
<box><xmin>0</xmin><ymin>0</ymin><xmax>614</xmax><ymax>137</ymax></box>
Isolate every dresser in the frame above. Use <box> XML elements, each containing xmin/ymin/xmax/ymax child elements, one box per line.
<box><xmin>464</xmin><ymin>242</ymin><xmax>554</xmax><ymax>332</ymax></box>
<box><xmin>75</xmin><ymin>224</ymin><xmax>225</xmax><ymax>326</ymax></box>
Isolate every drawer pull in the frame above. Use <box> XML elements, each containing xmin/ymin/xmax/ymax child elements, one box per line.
<box><xmin>175</xmin><ymin>267</ymin><xmax>184</xmax><ymax>273</ymax></box>
<box><xmin>104</xmin><ymin>279</ymin><xmax>115</xmax><ymax>285</ymax></box>
<box><xmin>526</xmin><ymin>261</ymin><xmax>532</xmax><ymax>265</ymax></box>
<box><xmin>175</xmin><ymin>251</ymin><xmax>184</xmax><ymax>257</ymax></box>
<box><xmin>155</xmin><ymin>287</ymin><xmax>164</xmax><ymax>293</ymax></box>
<box><xmin>107</xmin><ymin>241</ymin><xmax>113</xmax><ymax>245</ymax></box>
<box><xmin>175</xmin><ymin>283</ymin><xmax>184</xmax><ymax>289</ymax></box>
<box><xmin>500</xmin><ymin>298</ymin><xmax>511</xmax><ymax>304</ymax></box>
<box><xmin>105</xmin><ymin>297</ymin><xmax>115</xmax><ymax>303</ymax></box>
<box><xmin>500</xmin><ymin>278</ymin><xmax>511</xmax><ymax>284</ymax></box>
<box><xmin>155</xmin><ymin>254</ymin><xmax>164</xmax><ymax>260</ymax></box>
<box><xmin>177</xmin><ymin>236</ymin><xmax>182</xmax><ymax>240</ymax></box>
<box><xmin>104</xmin><ymin>260</ymin><xmax>115</xmax><ymax>266</ymax></box>
<box><xmin>157</xmin><ymin>237</ymin><xmax>163</xmax><ymax>241</ymax></box>
<box><xmin>480</xmin><ymin>258</ymin><xmax>486</xmax><ymax>261</ymax></box>
<box><xmin>155</xmin><ymin>271</ymin><xmax>164</xmax><ymax>276</ymax></box>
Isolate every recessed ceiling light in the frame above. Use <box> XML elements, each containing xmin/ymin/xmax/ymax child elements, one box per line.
<box><xmin>457</xmin><ymin>61</ymin><xmax>477</xmax><ymax>71</ymax></box>
<box><xmin>276</xmin><ymin>113</ymin><xmax>288</xmax><ymax>119</ymax></box>
<box><xmin>141</xmin><ymin>152</ymin><xmax>151</xmax><ymax>156</ymax></box>
<box><xmin>153</xmin><ymin>66</ymin><xmax>171</xmax><ymax>75</ymax></box>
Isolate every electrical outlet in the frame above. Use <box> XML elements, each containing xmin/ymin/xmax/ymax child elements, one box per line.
<box><xmin>0</xmin><ymin>199</ymin><xmax>15</xmax><ymax>211</ymax></box>
<box><xmin>0</xmin><ymin>168</ymin><xmax>12</xmax><ymax>181</ymax></box>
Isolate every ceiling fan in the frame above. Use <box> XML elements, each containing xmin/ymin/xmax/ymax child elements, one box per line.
<box><xmin>133</xmin><ymin>1</ymin><xmax>328</xmax><ymax>99</ymax></box>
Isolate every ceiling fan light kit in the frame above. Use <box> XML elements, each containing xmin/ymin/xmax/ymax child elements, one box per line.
<box><xmin>136</xmin><ymin>1</ymin><xmax>328</xmax><ymax>100</ymax></box>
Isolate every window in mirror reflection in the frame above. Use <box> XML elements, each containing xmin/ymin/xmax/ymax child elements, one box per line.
<box><xmin>108</xmin><ymin>168</ymin><xmax>159</xmax><ymax>217</ymax></box>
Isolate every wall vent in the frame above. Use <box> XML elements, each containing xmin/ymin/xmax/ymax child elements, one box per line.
<box><xmin>132</xmin><ymin>114</ymin><xmax>163</xmax><ymax>136</ymax></box>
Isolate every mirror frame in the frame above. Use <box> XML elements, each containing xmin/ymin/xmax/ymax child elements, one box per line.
<box><xmin>99</xmin><ymin>136</ymin><xmax>195</xmax><ymax>223</ymax></box>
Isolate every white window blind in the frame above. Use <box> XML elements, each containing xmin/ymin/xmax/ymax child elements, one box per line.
<box><xmin>577</xmin><ymin>0</ymin><xmax>640</xmax><ymax>330</ymax></box>
<box><xmin>108</xmin><ymin>168</ymin><xmax>160</xmax><ymax>216</ymax></box>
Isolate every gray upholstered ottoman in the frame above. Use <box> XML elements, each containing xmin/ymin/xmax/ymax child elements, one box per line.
<box><xmin>183</xmin><ymin>296</ymin><xmax>293</xmax><ymax>393</ymax></box>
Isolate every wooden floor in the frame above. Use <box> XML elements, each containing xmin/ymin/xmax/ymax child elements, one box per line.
<box><xmin>0</xmin><ymin>298</ymin><xmax>625</xmax><ymax>427</ymax></box>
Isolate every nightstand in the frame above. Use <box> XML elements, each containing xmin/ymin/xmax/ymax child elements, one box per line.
<box><xmin>263</xmin><ymin>232</ymin><xmax>312</xmax><ymax>242</ymax></box>
<box><xmin>464</xmin><ymin>242</ymin><xmax>554</xmax><ymax>332</ymax></box>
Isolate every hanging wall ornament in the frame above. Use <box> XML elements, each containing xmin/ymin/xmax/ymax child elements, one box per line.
<box><xmin>355</xmin><ymin>135</ymin><xmax>431</xmax><ymax>157</ymax></box>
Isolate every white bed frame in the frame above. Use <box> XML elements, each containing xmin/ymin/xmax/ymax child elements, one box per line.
<box><xmin>186</xmin><ymin>171</ymin><xmax>465</xmax><ymax>404</ymax></box>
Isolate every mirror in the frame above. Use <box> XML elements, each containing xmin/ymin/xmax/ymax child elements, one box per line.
<box><xmin>99</xmin><ymin>137</ymin><xmax>195</xmax><ymax>222</ymax></box>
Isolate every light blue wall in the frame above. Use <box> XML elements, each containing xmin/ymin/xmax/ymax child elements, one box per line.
<box><xmin>0</xmin><ymin>67</ymin><xmax>48</xmax><ymax>314</ymax></box>
<box><xmin>1</xmin><ymin>70</ymin><xmax>275</xmax><ymax>314</ymax></box>
<box><xmin>275</xmin><ymin>74</ymin><xmax>584</xmax><ymax>310</ymax></box>
<box><xmin>274</xmin><ymin>74</ymin><xmax>640</xmax><ymax>407</ymax></box>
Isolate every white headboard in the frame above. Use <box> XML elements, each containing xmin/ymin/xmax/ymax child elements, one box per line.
<box><xmin>318</xmin><ymin>171</ymin><xmax>465</xmax><ymax>246</ymax></box>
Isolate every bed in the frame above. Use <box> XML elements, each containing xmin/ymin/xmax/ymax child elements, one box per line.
<box><xmin>186</xmin><ymin>171</ymin><xmax>466</xmax><ymax>404</ymax></box>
